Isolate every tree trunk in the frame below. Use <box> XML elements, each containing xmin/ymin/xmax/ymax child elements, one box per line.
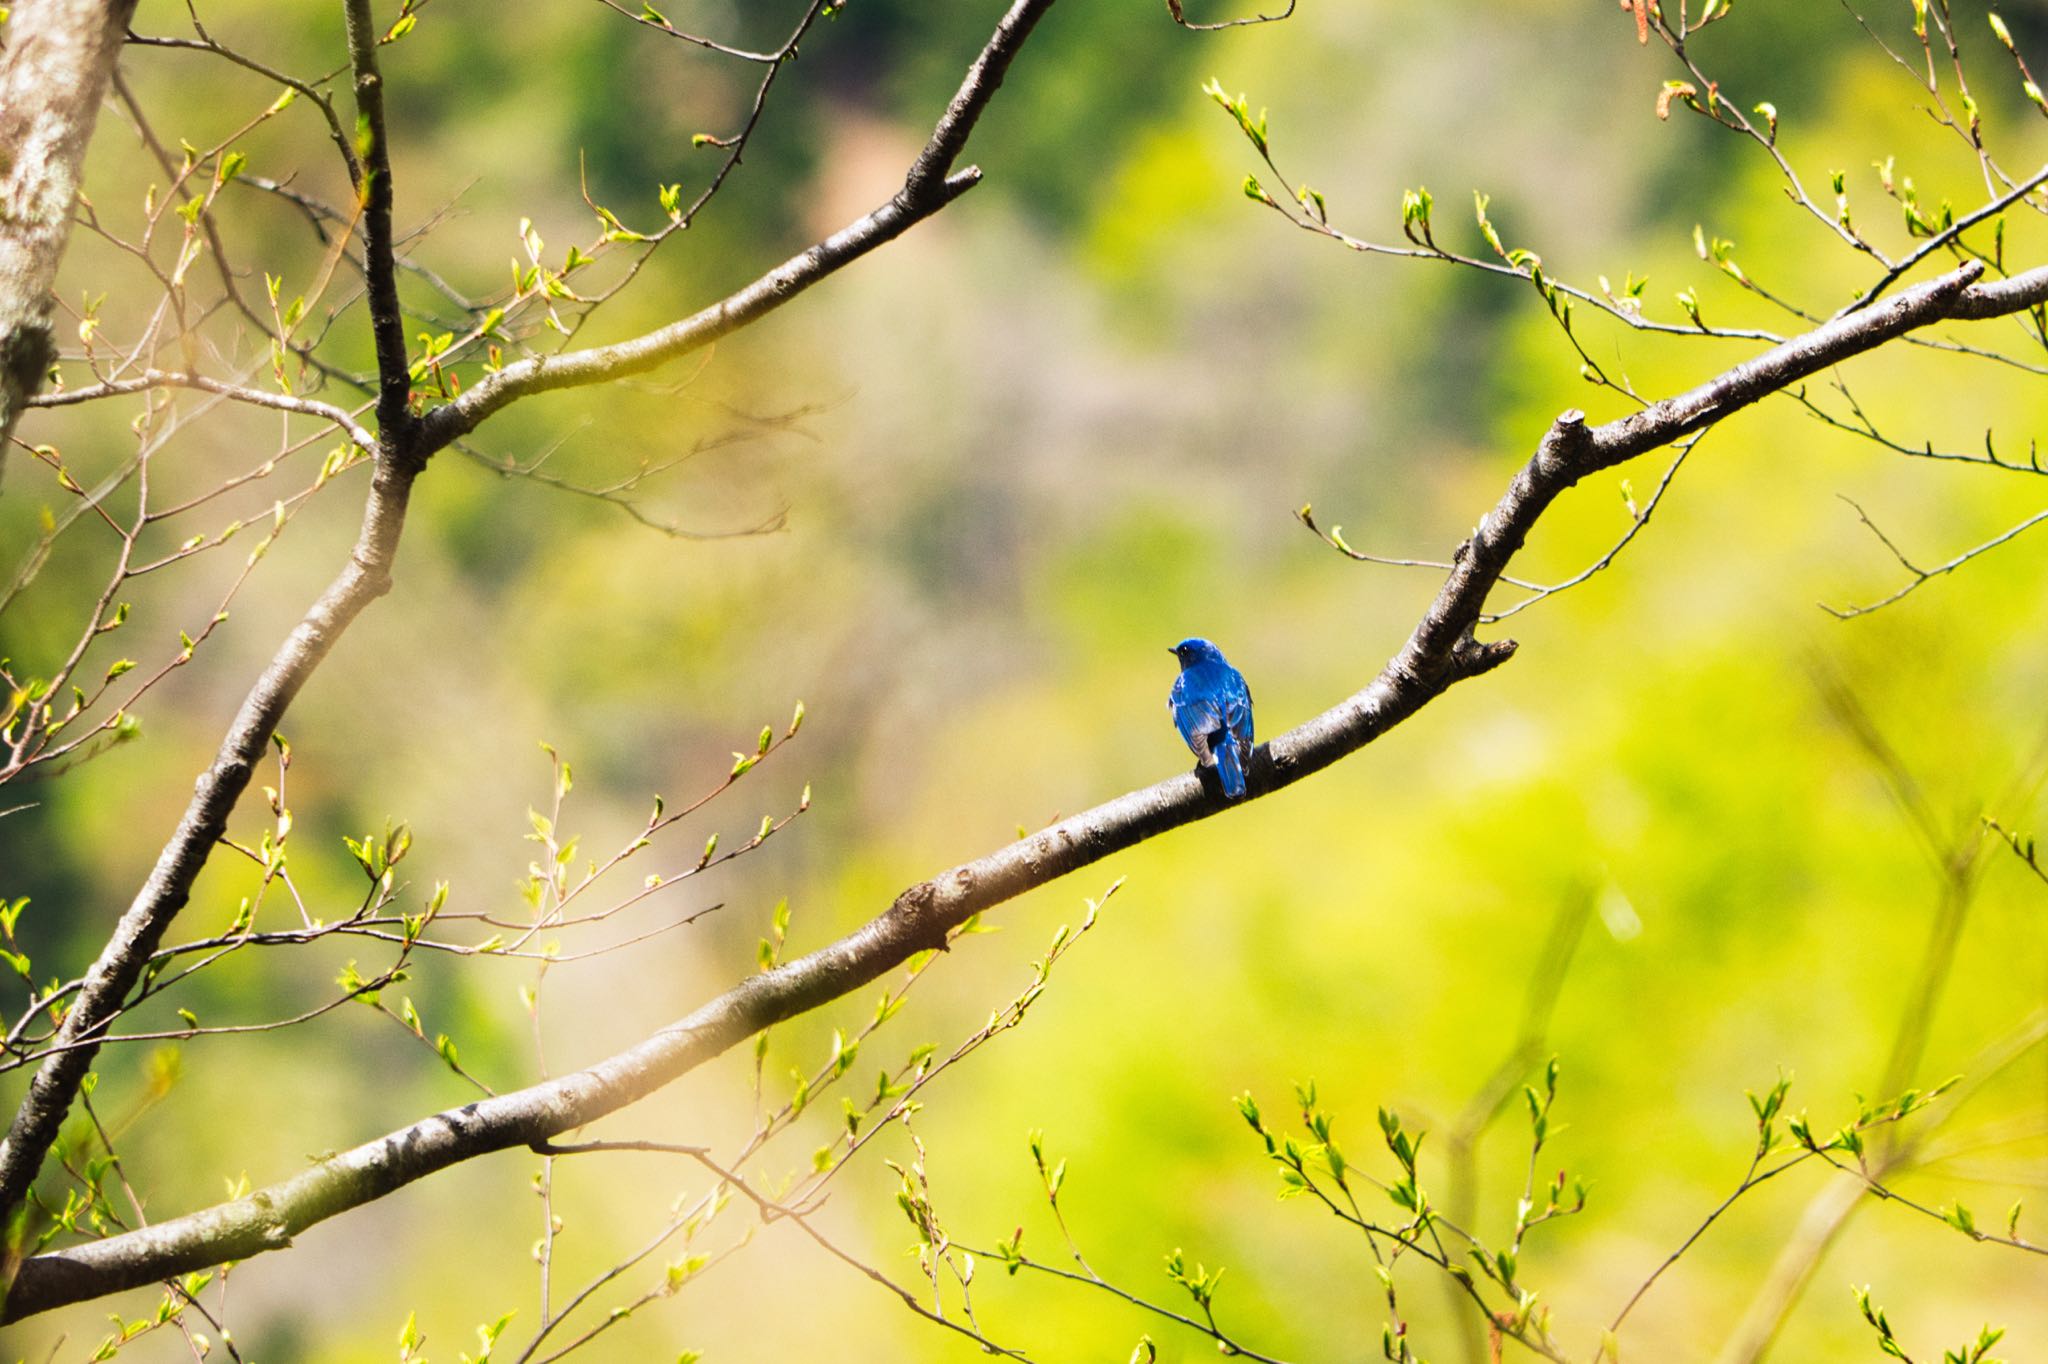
<box><xmin>0</xmin><ymin>0</ymin><xmax>138</xmax><ymax>491</ymax></box>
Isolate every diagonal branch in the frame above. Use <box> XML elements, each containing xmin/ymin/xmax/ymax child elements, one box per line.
<box><xmin>0</xmin><ymin>453</ymin><xmax>422</xmax><ymax>1283</ymax></box>
<box><xmin>12</xmin><ymin>258</ymin><xmax>2042</xmax><ymax>1324</ymax></box>
<box><xmin>416</xmin><ymin>0</ymin><xmax>1055</xmax><ymax>454</ymax></box>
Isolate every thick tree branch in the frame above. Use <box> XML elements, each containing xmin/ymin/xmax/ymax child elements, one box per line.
<box><xmin>0</xmin><ymin>0</ymin><xmax>140</xmax><ymax>491</ymax></box>
<box><xmin>11</xmin><ymin>259</ymin><xmax>2036</xmax><ymax>1324</ymax></box>
<box><xmin>1944</xmin><ymin>262</ymin><xmax>2048</xmax><ymax>318</ymax></box>
<box><xmin>341</xmin><ymin>0</ymin><xmax>413</xmax><ymax>448</ymax></box>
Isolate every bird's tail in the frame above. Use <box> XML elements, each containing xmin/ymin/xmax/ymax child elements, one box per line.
<box><xmin>1216</xmin><ymin>733</ymin><xmax>1247</xmax><ymax>800</ymax></box>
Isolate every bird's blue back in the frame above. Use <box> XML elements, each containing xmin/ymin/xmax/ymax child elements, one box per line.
<box><xmin>1168</xmin><ymin>640</ymin><xmax>1254</xmax><ymax>798</ymax></box>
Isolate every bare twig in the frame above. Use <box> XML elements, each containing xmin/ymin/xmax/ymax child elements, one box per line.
<box><xmin>1823</xmin><ymin>496</ymin><xmax>2048</xmax><ymax>618</ymax></box>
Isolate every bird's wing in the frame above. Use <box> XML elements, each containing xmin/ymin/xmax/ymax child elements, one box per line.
<box><xmin>1171</xmin><ymin>671</ymin><xmax>1225</xmax><ymax>753</ymax></box>
<box><xmin>1174</xmin><ymin>692</ymin><xmax>1225</xmax><ymax>745</ymax></box>
<box><xmin>1223</xmin><ymin>671</ymin><xmax>1254</xmax><ymax>745</ymax></box>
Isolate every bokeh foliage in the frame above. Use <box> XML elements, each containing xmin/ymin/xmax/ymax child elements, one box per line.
<box><xmin>3</xmin><ymin>1</ymin><xmax>2046</xmax><ymax>1360</ymax></box>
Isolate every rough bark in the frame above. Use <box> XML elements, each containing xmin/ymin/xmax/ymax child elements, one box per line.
<box><xmin>0</xmin><ymin>0</ymin><xmax>139</xmax><ymax>490</ymax></box>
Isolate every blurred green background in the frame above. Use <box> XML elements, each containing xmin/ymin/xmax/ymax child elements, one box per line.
<box><xmin>4</xmin><ymin>1</ymin><xmax>2047</xmax><ymax>1360</ymax></box>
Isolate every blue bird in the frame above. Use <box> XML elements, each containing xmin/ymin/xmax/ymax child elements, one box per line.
<box><xmin>1168</xmin><ymin>637</ymin><xmax>1254</xmax><ymax>800</ymax></box>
